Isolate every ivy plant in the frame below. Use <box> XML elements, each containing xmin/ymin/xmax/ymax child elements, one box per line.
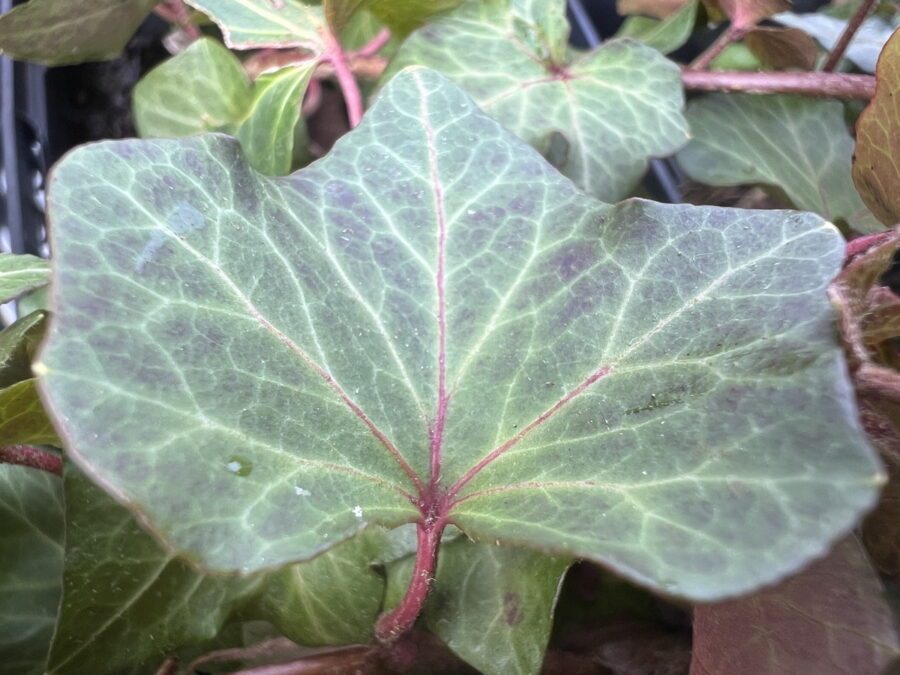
<box><xmin>1</xmin><ymin>0</ymin><xmax>900</xmax><ymax>673</ymax></box>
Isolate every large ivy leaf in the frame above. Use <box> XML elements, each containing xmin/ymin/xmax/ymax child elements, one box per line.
<box><xmin>616</xmin><ymin>0</ymin><xmax>698</xmax><ymax>54</ymax></box>
<box><xmin>0</xmin><ymin>465</ymin><xmax>64</xmax><ymax>675</ymax></box>
<box><xmin>0</xmin><ymin>253</ymin><xmax>50</xmax><ymax>304</ymax></box>
<box><xmin>41</xmin><ymin>68</ymin><xmax>880</xmax><ymax>603</ymax></box>
<box><xmin>386</xmin><ymin>539</ymin><xmax>569</xmax><ymax>675</ymax></box>
<box><xmin>384</xmin><ymin>0</ymin><xmax>688</xmax><ymax>202</ymax></box>
<box><xmin>853</xmin><ymin>29</ymin><xmax>900</xmax><ymax>227</ymax></box>
<box><xmin>0</xmin><ymin>0</ymin><xmax>156</xmax><ymax>66</ymax></box>
<box><xmin>134</xmin><ymin>38</ymin><xmax>313</xmax><ymax>176</ymax></box>
<box><xmin>774</xmin><ymin>11</ymin><xmax>897</xmax><ymax>73</ymax></box>
<box><xmin>677</xmin><ymin>94</ymin><xmax>882</xmax><ymax>234</ymax></box>
<box><xmin>691</xmin><ymin>537</ymin><xmax>900</xmax><ymax>675</ymax></box>
<box><xmin>185</xmin><ymin>0</ymin><xmax>326</xmax><ymax>53</ymax></box>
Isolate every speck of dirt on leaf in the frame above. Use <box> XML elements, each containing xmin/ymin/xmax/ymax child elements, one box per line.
<box><xmin>225</xmin><ymin>456</ymin><xmax>253</xmax><ymax>476</ymax></box>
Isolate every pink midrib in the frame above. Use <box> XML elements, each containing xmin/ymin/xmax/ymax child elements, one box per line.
<box><xmin>424</xmin><ymin>97</ymin><xmax>449</xmax><ymax>497</ymax></box>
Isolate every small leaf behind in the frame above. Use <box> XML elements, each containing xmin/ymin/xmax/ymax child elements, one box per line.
<box><xmin>0</xmin><ymin>465</ymin><xmax>64</xmax><ymax>675</ymax></box>
<box><xmin>853</xmin><ymin>28</ymin><xmax>900</xmax><ymax>227</ymax></box>
<box><xmin>691</xmin><ymin>537</ymin><xmax>900</xmax><ymax>675</ymax></box>
<box><xmin>0</xmin><ymin>253</ymin><xmax>50</xmax><ymax>304</ymax></box>
<box><xmin>677</xmin><ymin>94</ymin><xmax>881</xmax><ymax>233</ymax></box>
<box><xmin>386</xmin><ymin>539</ymin><xmax>569</xmax><ymax>675</ymax></box>
<box><xmin>0</xmin><ymin>0</ymin><xmax>156</xmax><ymax>66</ymax></box>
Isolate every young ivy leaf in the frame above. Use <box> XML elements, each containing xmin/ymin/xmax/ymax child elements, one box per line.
<box><xmin>0</xmin><ymin>466</ymin><xmax>64</xmax><ymax>675</ymax></box>
<box><xmin>0</xmin><ymin>310</ymin><xmax>47</xmax><ymax>389</ymax></box>
<box><xmin>383</xmin><ymin>0</ymin><xmax>688</xmax><ymax>202</ymax></box>
<box><xmin>134</xmin><ymin>38</ymin><xmax>314</xmax><ymax>176</ymax></box>
<box><xmin>366</xmin><ymin>0</ymin><xmax>463</xmax><ymax>36</ymax></box>
<box><xmin>691</xmin><ymin>537</ymin><xmax>900</xmax><ymax>675</ymax></box>
<box><xmin>40</xmin><ymin>69</ymin><xmax>880</xmax><ymax>610</ymax></box>
<box><xmin>0</xmin><ymin>0</ymin><xmax>156</xmax><ymax>66</ymax></box>
<box><xmin>616</xmin><ymin>0</ymin><xmax>699</xmax><ymax>55</ymax></box>
<box><xmin>185</xmin><ymin>0</ymin><xmax>326</xmax><ymax>53</ymax></box>
<box><xmin>0</xmin><ymin>310</ymin><xmax>58</xmax><ymax>446</ymax></box>
<box><xmin>134</xmin><ymin>38</ymin><xmax>253</xmax><ymax>139</ymax></box>
<box><xmin>385</xmin><ymin>539</ymin><xmax>569</xmax><ymax>675</ymax></box>
<box><xmin>677</xmin><ymin>94</ymin><xmax>883</xmax><ymax>234</ymax></box>
<box><xmin>853</xmin><ymin>29</ymin><xmax>900</xmax><ymax>227</ymax></box>
<box><xmin>48</xmin><ymin>466</ymin><xmax>392</xmax><ymax>675</ymax></box>
<box><xmin>0</xmin><ymin>253</ymin><xmax>50</xmax><ymax>304</ymax></box>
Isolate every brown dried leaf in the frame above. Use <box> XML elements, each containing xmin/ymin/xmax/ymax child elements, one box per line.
<box><xmin>691</xmin><ymin>537</ymin><xmax>900</xmax><ymax>675</ymax></box>
<box><xmin>854</xmin><ymin>28</ymin><xmax>900</xmax><ymax>226</ymax></box>
<box><xmin>745</xmin><ymin>26</ymin><xmax>819</xmax><ymax>70</ymax></box>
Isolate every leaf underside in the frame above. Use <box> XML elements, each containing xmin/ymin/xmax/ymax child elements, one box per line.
<box><xmin>185</xmin><ymin>0</ymin><xmax>325</xmax><ymax>53</ymax></box>
<box><xmin>0</xmin><ymin>0</ymin><xmax>156</xmax><ymax>66</ymax></box>
<box><xmin>852</xmin><ymin>29</ymin><xmax>900</xmax><ymax>227</ymax></box>
<box><xmin>384</xmin><ymin>0</ymin><xmax>688</xmax><ymax>202</ymax></box>
<box><xmin>691</xmin><ymin>537</ymin><xmax>900</xmax><ymax>675</ymax></box>
<box><xmin>41</xmin><ymin>67</ymin><xmax>881</xmax><ymax>603</ymax></box>
<box><xmin>678</xmin><ymin>93</ymin><xmax>882</xmax><ymax>234</ymax></box>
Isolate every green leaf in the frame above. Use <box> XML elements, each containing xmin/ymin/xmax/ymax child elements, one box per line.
<box><xmin>366</xmin><ymin>0</ymin><xmax>463</xmax><ymax>36</ymax></box>
<box><xmin>134</xmin><ymin>38</ymin><xmax>253</xmax><ymax>138</ymax></box>
<box><xmin>386</xmin><ymin>539</ymin><xmax>569</xmax><ymax>675</ymax></box>
<box><xmin>691</xmin><ymin>537</ymin><xmax>900</xmax><ymax>675</ymax></box>
<box><xmin>385</xmin><ymin>1</ymin><xmax>688</xmax><ymax>202</ymax></box>
<box><xmin>0</xmin><ymin>379</ymin><xmax>60</xmax><ymax>446</ymax></box>
<box><xmin>853</xmin><ymin>29</ymin><xmax>900</xmax><ymax>227</ymax></box>
<box><xmin>0</xmin><ymin>310</ymin><xmax>47</xmax><ymax>389</ymax></box>
<box><xmin>0</xmin><ymin>0</ymin><xmax>156</xmax><ymax>66</ymax></box>
<box><xmin>774</xmin><ymin>11</ymin><xmax>897</xmax><ymax>73</ymax></box>
<box><xmin>237</xmin><ymin>63</ymin><xmax>316</xmax><ymax>176</ymax></box>
<box><xmin>0</xmin><ymin>465</ymin><xmax>64</xmax><ymax>675</ymax></box>
<box><xmin>0</xmin><ymin>253</ymin><xmax>50</xmax><ymax>304</ymax></box>
<box><xmin>48</xmin><ymin>465</ymin><xmax>398</xmax><ymax>674</ymax></box>
<box><xmin>134</xmin><ymin>38</ymin><xmax>313</xmax><ymax>176</ymax></box>
<box><xmin>41</xmin><ymin>68</ymin><xmax>881</xmax><ymax>603</ymax></box>
<box><xmin>616</xmin><ymin>0</ymin><xmax>698</xmax><ymax>54</ymax></box>
<box><xmin>324</xmin><ymin>0</ymin><xmax>369</xmax><ymax>34</ymax></box>
<box><xmin>246</xmin><ymin>527</ymin><xmax>397</xmax><ymax>646</ymax></box>
<box><xmin>185</xmin><ymin>0</ymin><xmax>326</xmax><ymax>53</ymax></box>
<box><xmin>677</xmin><ymin>94</ymin><xmax>882</xmax><ymax>233</ymax></box>
<box><xmin>47</xmin><ymin>466</ymin><xmax>260</xmax><ymax>675</ymax></box>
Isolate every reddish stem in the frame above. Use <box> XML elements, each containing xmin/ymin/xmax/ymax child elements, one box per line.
<box><xmin>324</xmin><ymin>31</ymin><xmax>363</xmax><ymax>127</ymax></box>
<box><xmin>0</xmin><ymin>445</ymin><xmax>62</xmax><ymax>475</ymax></box>
<box><xmin>822</xmin><ymin>0</ymin><xmax>878</xmax><ymax>72</ymax></box>
<box><xmin>375</xmin><ymin>519</ymin><xmax>446</xmax><ymax>642</ymax></box>
<box><xmin>154</xmin><ymin>1</ymin><xmax>201</xmax><ymax>40</ymax></box>
<box><xmin>846</xmin><ymin>231</ymin><xmax>894</xmax><ymax>260</ymax></box>
<box><xmin>354</xmin><ymin>28</ymin><xmax>391</xmax><ymax>59</ymax></box>
<box><xmin>681</xmin><ymin>69</ymin><xmax>876</xmax><ymax>100</ymax></box>
<box><xmin>689</xmin><ymin>24</ymin><xmax>748</xmax><ymax>71</ymax></box>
